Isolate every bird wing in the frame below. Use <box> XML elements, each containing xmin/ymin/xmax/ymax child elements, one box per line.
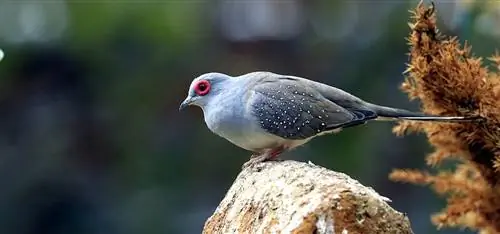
<box><xmin>248</xmin><ymin>76</ymin><xmax>378</xmax><ymax>140</ymax></box>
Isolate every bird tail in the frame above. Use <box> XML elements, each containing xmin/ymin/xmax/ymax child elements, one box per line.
<box><xmin>367</xmin><ymin>104</ymin><xmax>480</xmax><ymax>122</ymax></box>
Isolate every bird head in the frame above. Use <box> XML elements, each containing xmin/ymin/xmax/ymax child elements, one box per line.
<box><xmin>179</xmin><ymin>72</ymin><xmax>231</xmax><ymax>111</ymax></box>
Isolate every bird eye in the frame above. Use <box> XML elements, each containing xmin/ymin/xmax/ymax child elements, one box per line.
<box><xmin>194</xmin><ymin>80</ymin><xmax>211</xmax><ymax>96</ymax></box>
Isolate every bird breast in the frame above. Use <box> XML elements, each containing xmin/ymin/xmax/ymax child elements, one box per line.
<box><xmin>202</xmin><ymin>92</ymin><xmax>283</xmax><ymax>152</ymax></box>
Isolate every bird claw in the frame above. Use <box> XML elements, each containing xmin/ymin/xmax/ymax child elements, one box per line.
<box><xmin>241</xmin><ymin>146</ymin><xmax>287</xmax><ymax>170</ymax></box>
<box><xmin>241</xmin><ymin>153</ymin><xmax>285</xmax><ymax>170</ymax></box>
<box><xmin>241</xmin><ymin>154</ymin><xmax>269</xmax><ymax>169</ymax></box>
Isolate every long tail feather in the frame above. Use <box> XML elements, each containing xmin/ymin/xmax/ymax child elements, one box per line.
<box><xmin>367</xmin><ymin>104</ymin><xmax>481</xmax><ymax>122</ymax></box>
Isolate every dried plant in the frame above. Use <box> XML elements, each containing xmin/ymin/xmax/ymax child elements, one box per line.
<box><xmin>389</xmin><ymin>1</ymin><xmax>500</xmax><ymax>233</ymax></box>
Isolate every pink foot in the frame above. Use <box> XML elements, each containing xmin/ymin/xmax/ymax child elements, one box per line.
<box><xmin>242</xmin><ymin>146</ymin><xmax>286</xmax><ymax>169</ymax></box>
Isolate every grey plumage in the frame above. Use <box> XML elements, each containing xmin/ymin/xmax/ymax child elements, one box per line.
<box><xmin>180</xmin><ymin>71</ymin><xmax>478</xmax><ymax>167</ymax></box>
<box><xmin>250</xmin><ymin>76</ymin><xmax>375</xmax><ymax>140</ymax></box>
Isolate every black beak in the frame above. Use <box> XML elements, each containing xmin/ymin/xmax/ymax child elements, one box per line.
<box><xmin>179</xmin><ymin>98</ymin><xmax>191</xmax><ymax>111</ymax></box>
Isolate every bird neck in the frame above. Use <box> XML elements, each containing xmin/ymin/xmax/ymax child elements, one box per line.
<box><xmin>202</xmin><ymin>80</ymin><xmax>247</xmax><ymax>134</ymax></box>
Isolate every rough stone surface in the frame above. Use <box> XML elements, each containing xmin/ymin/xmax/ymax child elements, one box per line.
<box><xmin>203</xmin><ymin>160</ymin><xmax>413</xmax><ymax>234</ymax></box>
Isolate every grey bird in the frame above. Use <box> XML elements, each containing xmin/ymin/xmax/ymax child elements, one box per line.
<box><xmin>179</xmin><ymin>71</ymin><xmax>477</xmax><ymax>168</ymax></box>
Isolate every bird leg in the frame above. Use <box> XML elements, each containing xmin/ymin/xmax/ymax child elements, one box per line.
<box><xmin>242</xmin><ymin>146</ymin><xmax>285</xmax><ymax>169</ymax></box>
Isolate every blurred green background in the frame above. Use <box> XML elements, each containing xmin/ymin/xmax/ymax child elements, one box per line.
<box><xmin>0</xmin><ymin>0</ymin><xmax>498</xmax><ymax>233</ymax></box>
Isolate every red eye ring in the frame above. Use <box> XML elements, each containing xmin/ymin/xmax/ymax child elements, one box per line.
<box><xmin>194</xmin><ymin>80</ymin><xmax>211</xmax><ymax>96</ymax></box>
